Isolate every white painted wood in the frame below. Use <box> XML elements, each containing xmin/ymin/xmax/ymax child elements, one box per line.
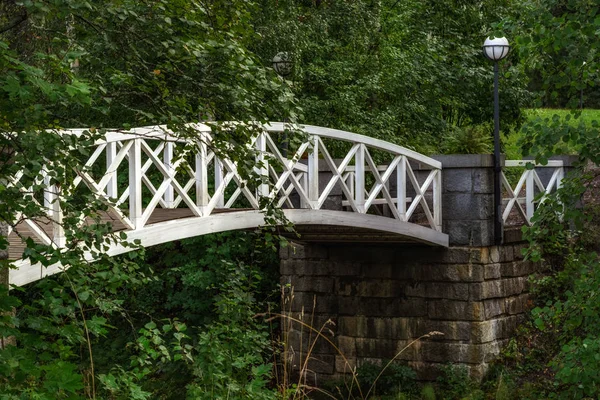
<box><xmin>255</xmin><ymin>133</ymin><xmax>269</xmax><ymax>199</ymax></box>
<box><xmin>10</xmin><ymin>209</ymin><xmax>449</xmax><ymax>287</ymax></box>
<box><xmin>315</xmin><ymin>140</ymin><xmax>359</xmax><ymax>211</ymax></box>
<box><xmin>307</xmin><ymin>136</ymin><xmax>319</xmax><ymax>208</ymax></box>
<box><xmin>163</xmin><ymin>141</ymin><xmax>175</xmax><ymax>208</ymax></box>
<box><xmin>526</xmin><ymin>170</ymin><xmax>534</xmax><ymax>220</ymax></box>
<box><xmin>106</xmin><ymin>142</ymin><xmax>118</xmax><ymax>199</ymax></box>
<box><xmin>196</xmin><ymin>134</ymin><xmax>209</xmax><ymax>214</ymax></box>
<box><xmin>433</xmin><ymin>169</ymin><xmax>442</xmax><ymax>231</ymax></box>
<box><xmin>214</xmin><ymin>158</ymin><xmax>224</xmax><ymax>208</ymax></box>
<box><xmin>10</xmin><ymin>121</ymin><xmax>454</xmax><ymax>287</ymax></box>
<box><xmin>43</xmin><ymin>169</ymin><xmax>55</xmax><ymax>217</ymax></box>
<box><xmin>355</xmin><ymin>144</ymin><xmax>366</xmax><ymax>213</ymax></box>
<box><xmin>51</xmin><ymin>184</ymin><xmax>65</xmax><ymax>247</ymax></box>
<box><xmin>140</xmin><ymin>140</ymin><xmax>201</xmax><ymax>218</ymax></box>
<box><xmin>505</xmin><ymin>160</ymin><xmax>564</xmax><ymax>168</ymax></box>
<box><xmin>264</xmin><ymin>123</ymin><xmax>442</xmax><ymax>169</ymax></box>
<box><xmin>129</xmin><ymin>139</ymin><xmax>142</xmax><ymax>229</ymax></box>
<box><xmin>503</xmin><ymin>161</ymin><xmax>567</xmax><ymax>225</ymax></box>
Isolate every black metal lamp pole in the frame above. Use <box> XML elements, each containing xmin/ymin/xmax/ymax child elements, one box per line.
<box><xmin>272</xmin><ymin>52</ymin><xmax>293</xmax><ymax>158</ymax></box>
<box><xmin>483</xmin><ymin>37</ymin><xmax>510</xmax><ymax>246</ymax></box>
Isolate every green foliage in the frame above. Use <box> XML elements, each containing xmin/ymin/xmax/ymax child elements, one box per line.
<box><xmin>355</xmin><ymin>361</ymin><xmax>418</xmax><ymax>397</ymax></box>
<box><xmin>0</xmin><ymin>0</ymin><xmax>293</xmax><ymax>398</ymax></box>
<box><xmin>435</xmin><ymin>365</ymin><xmax>477</xmax><ymax>400</ymax></box>
<box><xmin>420</xmin><ymin>384</ymin><xmax>436</xmax><ymax>400</ymax></box>
<box><xmin>442</xmin><ymin>124</ymin><xmax>493</xmax><ymax>155</ymax></box>
<box><xmin>509</xmin><ymin>0</ymin><xmax>600</xmax><ymax>109</ymax></box>
<box><xmin>253</xmin><ymin>0</ymin><xmax>529</xmax><ymax>155</ymax></box>
<box><xmin>508</xmin><ymin>3</ymin><xmax>600</xmax><ymax>392</ymax></box>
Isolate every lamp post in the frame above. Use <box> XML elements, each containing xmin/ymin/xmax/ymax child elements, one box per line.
<box><xmin>272</xmin><ymin>52</ymin><xmax>293</xmax><ymax>157</ymax></box>
<box><xmin>483</xmin><ymin>36</ymin><xmax>510</xmax><ymax>246</ymax></box>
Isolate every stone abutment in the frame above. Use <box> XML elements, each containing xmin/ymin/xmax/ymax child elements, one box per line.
<box><xmin>280</xmin><ymin>155</ymin><xmax>554</xmax><ymax>382</ymax></box>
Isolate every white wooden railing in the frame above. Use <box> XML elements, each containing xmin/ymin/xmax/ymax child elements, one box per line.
<box><xmin>501</xmin><ymin>160</ymin><xmax>565</xmax><ymax>225</ymax></box>
<box><xmin>8</xmin><ymin>123</ymin><xmax>443</xmax><ymax>251</ymax></box>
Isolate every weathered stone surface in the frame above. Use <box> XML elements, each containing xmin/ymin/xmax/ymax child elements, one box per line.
<box><xmin>405</xmin><ymin>282</ymin><xmax>470</xmax><ymax>301</ymax></box>
<box><xmin>506</xmin><ymin>294</ymin><xmax>530</xmax><ymax>315</ymax></box>
<box><xmin>470</xmin><ymin>317</ymin><xmax>520</xmax><ymax>344</ymax></box>
<box><xmin>337</xmin><ymin>336</ymin><xmax>356</xmax><ymax>357</ymax></box>
<box><xmin>288</xmin><ymin>276</ymin><xmax>334</xmax><ymax>293</ymax></box>
<box><xmin>339</xmin><ymin>316</ymin><xmax>418</xmax><ymax>340</ymax></box>
<box><xmin>443</xmin><ymin>193</ymin><xmax>493</xmax><ymax>221</ymax></box>
<box><xmin>329</xmin><ymin>262</ymin><xmax>362</xmax><ymax>276</ymax></box>
<box><xmin>442</xmin><ymin>169</ymin><xmax>473</xmax><ymax>193</ymax></box>
<box><xmin>472</xmin><ymin>168</ymin><xmax>494</xmax><ymax>194</ymax></box>
<box><xmin>355</xmin><ymin>338</ymin><xmax>408</xmax><ymax>359</ymax></box>
<box><xmin>355</xmin><ymin>297</ymin><xmax>428</xmax><ymax>318</ymax></box>
<box><xmin>483</xmin><ymin>298</ymin><xmax>505</xmax><ymax>319</ymax></box>
<box><xmin>428</xmin><ymin>300</ymin><xmax>485</xmax><ymax>321</ymax></box>
<box><xmin>288</xmin><ymin>242</ymin><xmax>328</xmax><ymax>260</ymax></box>
<box><xmin>470</xmin><ymin>277</ymin><xmax>527</xmax><ymax>301</ymax></box>
<box><xmin>484</xmin><ymin>263</ymin><xmax>501</xmax><ymax>280</ymax></box>
<box><xmin>444</xmin><ymin>220</ymin><xmax>494</xmax><ymax>247</ymax></box>
<box><xmin>361</xmin><ymin>263</ymin><xmax>393</xmax><ymax>279</ymax></box>
<box><xmin>335</xmin><ymin>356</ymin><xmax>357</xmax><ymax>374</ymax></box>
<box><xmin>433</xmin><ymin>154</ymin><xmax>495</xmax><ymax>169</ymax></box>
<box><xmin>290</xmin><ymin>353</ymin><xmax>336</xmax><ymax>375</ymax></box>
<box><xmin>287</xmin><ymin>329</ymin><xmax>335</xmax><ymax>355</ymax></box>
<box><xmin>418</xmin><ymin>341</ymin><xmax>502</xmax><ymax>364</ymax></box>
<box><xmin>394</xmin><ymin>263</ymin><xmax>485</xmax><ymax>282</ymax></box>
<box><xmin>417</xmin><ymin>320</ymin><xmax>473</xmax><ymax>341</ymax></box>
<box><xmin>283</xmin><ymin>239</ymin><xmax>537</xmax><ymax>383</ymax></box>
<box><xmin>289</xmin><ymin>292</ymin><xmax>337</xmax><ymax>314</ymax></box>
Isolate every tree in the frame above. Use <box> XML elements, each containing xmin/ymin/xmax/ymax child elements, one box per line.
<box><xmin>502</xmin><ymin>1</ymin><xmax>600</xmax><ymax>397</ymax></box>
<box><xmin>252</xmin><ymin>0</ymin><xmax>530</xmax><ymax>154</ymax></box>
<box><xmin>0</xmin><ymin>0</ymin><xmax>295</xmax><ymax>397</ymax></box>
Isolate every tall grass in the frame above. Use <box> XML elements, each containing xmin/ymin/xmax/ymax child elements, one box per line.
<box><xmin>524</xmin><ymin>108</ymin><xmax>600</xmax><ymax>127</ymax></box>
<box><xmin>267</xmin><ymin>286</ymin><xmax>444</xmax><ymax>399</ymax></box>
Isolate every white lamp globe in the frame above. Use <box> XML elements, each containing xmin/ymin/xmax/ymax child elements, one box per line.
<box><xmin>272</xmin><ymin>52</ymin><xmax>293</xmax><ymax>77</ymax></box>
<box><xmin>483</xmin><ymin>37</ymin><xmax>510</xmax><ymax>61</ymax></box>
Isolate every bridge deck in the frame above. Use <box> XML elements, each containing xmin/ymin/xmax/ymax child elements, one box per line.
<box><xmin>8</xmin><ymin>208</ymin><xmax>442</xmax><ymax>261</ymax></box>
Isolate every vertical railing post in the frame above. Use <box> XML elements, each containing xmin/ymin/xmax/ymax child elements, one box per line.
<box><xmin>355</xmin><ymin>144</ymin><xmax>365</xmax><ymax>213</ymax></box>
<box><xmin>106</xmin><ymin>142</ymin><xmax>118</xmax><ymax>199</ymax></box>
<box><xmin>255</xmin><ymin>133</ymin><xmax>269</xmax><ymax>199</ymax></box>
<box><xmin>526</xmin><ymin>170</ymin><xmax>534</xmax><ymax>221</ymax></box>
<box><xmin>300</xmin><ymin>172</ymin><xmax>308</xmax><ymax>209</ymax></box>
<box><xmin>129</xmin><ymin>139</ymin><xmax>142</xmax><ymax>229</ymax></box>
<box><xmin>43</xmin><ymin>167</ymin><xmax>55</xmax><ymax>217</ymax></box>
<box><xmin>52</xmin><ymin>184</ymin><xmax>65</xmax><ymax>247</ymax></box>
<box><xmin>307</xmin><ymin>135</ymin><xmax>319</xmax><ymax>208</ymax></box>
<box><xmin>433</xmin><ymin>169</ymin><xmax>442</xmax><ymax>231</ymax></box>
<box><xmin>556</xmin><ymin>167</ymin><xmax>564</xmax><ymax>190</ymax></box>
<box><xmin>214</xmin><ymin>158</ymin><xmax>224</xmax><ymax>208</ymax></box>
<box><xmin>196</xmin><ymin>132</ymin><xmax>209</xmax><ymax>215</ymax></box>
<box><xmin>163</xmin><ymin>141</ymin><xmax>175</xmax><ymax>208</ymax></box>
<box><xmin>396</xmin><ymin>157</ymin><xmax>406</xmax><ymax>221</ymax></box>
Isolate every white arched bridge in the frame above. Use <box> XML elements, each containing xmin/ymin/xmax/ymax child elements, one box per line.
<box><xmin>6</xmin><ymin>123</ymin><xmax>568</xmax><ymax>287</ymax></box>
<box><xmin>7</xmin><ymin>123</ymin><xmax>449</xmax><ymax>287</ymax></box>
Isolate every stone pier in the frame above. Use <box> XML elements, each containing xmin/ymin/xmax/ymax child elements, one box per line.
<box><xmin>280</xmin><ymin>155</ymin><xmax>543</xmax><ymax>381</ymax></box>
<box><xmin>280</xmin><ymin>242</ymin><xmax>534</xmax><ymax>380</ymax></box>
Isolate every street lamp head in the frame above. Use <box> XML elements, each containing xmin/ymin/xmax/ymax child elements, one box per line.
<box><xmin>272</xmin><ymin>52</ymin><xmax>293</xmax><ymax>77</ymax></box>
<box><xmin>483</xmin><ymin>37</ymin><xmax>510</xmax><ymax>61</ymax></box>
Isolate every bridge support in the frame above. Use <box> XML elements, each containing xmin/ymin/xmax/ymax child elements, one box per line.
<box><xmin>280</xmin><ymin>155</ymin><xmax>537</xmax><ymax>382</ymax></box>
<box><xmin>281</xmin><ymin>242</ymin><xmax>534</xmax><ymax>381</ymax></box>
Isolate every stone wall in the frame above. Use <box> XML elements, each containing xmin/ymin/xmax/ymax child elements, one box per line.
<box><xmin>280</xmin><ymin>242</ymin><xmax>535</xmax><ymax>381</ymax></box>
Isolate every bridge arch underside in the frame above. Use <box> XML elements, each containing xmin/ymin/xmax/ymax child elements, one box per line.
<box><xmin>9</xmin><ymin>209</ymin><xmax>448</xmax><ymax>287</ymax></box>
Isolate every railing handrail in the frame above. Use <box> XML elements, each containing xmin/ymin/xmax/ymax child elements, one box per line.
<box><xmin>49</xmin><ymin>122</ymin><xmax>442</xmax><ymax>170</ymax></box>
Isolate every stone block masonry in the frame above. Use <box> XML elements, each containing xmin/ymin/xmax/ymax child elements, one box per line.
<box><xmin>280</xmin><ymin>241</ymin><xmax>533</xmax><ymax>381</ymax></box>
